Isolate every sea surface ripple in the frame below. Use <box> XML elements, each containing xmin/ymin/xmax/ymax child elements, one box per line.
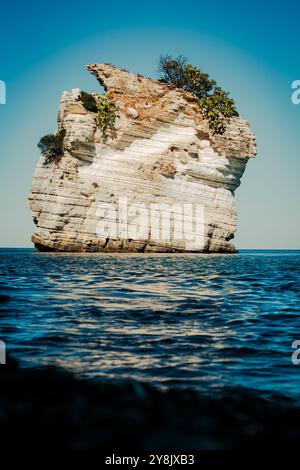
<box><xmin>0</xmin><ymin>249</ymin><xmax>299</xmax><ymax>398</ymax></box>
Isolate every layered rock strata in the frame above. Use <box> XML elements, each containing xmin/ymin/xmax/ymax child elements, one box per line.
<box><xmin>29</xmin><ymin>64</ymin><xmax>256</xmax><ymax>252</ymax></box>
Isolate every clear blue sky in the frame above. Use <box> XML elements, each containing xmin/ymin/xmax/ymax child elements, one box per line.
<box><xmin>0</xmin><ymin>0</ymin><xmax>299</xmax><ymax>248</ymax></box>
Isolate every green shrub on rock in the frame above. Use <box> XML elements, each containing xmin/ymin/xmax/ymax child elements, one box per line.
<box><xmin>80</xmin><ymin>91</ymin><xmax>117</xmax><ymax>134</ymax></box>
<box><xmin>38</xmin><ymin>129</ymin><xmax>66</xmax><ymax>165</ymax></box>
<box><xmin>158</xmin><ymin>54</ymin><xmax>216</xmax><ymax>98</ymax></box>
<box><xmin>80</xmin><ymin>91</ymin><xmax>98</xmax><ymax>112</ymax></box>
<box><xmin>96</xmin><ymin>95</ymin><xmax>117</xmax><ymax>133</ymax></box>
<box><xmin>158</xmin><ymin>54</ymin><xmax>239</xmax><ymax>134</ymax></box>
<box><xmin>183</xmin><ymin>64</ymin><xmax>216</xmax><ymax>99</ymax></box>
<box><xmin>199</xmin><ymin>87</ymin><xmax>239</xmax><ymax>135</ymax></box>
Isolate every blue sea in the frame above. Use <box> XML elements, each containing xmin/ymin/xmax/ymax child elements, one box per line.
<box><xmin>0</xmin><ymin>249</ymin><xmax>300</xmax><ymax>399</ymax></box>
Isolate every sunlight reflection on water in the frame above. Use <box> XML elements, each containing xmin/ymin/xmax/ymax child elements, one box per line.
<box><xmin>0</xmin><ymin>249</ymin><xmax>300</xmax><ymax>398</ymax></box>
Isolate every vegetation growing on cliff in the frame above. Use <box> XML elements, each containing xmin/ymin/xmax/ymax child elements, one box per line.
<box><xmin>80</xmin><ymin>91</ymin><xmax>117</xmax><ymax>133</ymax></box>
<box><xmin>80</xmin><ymin>91</ymin><xmax>98</xmax><ymax>112</ymax></box>
<box><xmin>158</xmin><ymin>54</ymin><xmax>239</xmax><ymax>134</ymax></box>
<box><xmin>38</xmin><ymin>129</ymin><xmax>66</xmax><ymax>165</ymax></box>
<box><xmin>95</xmin><ymin>95</ymin><xmax>117</xmax><ymax>133</ymax></box>
<box><xmin>199</xmin><ymin>87</ymin><xmax>239</xmax><ymax>134</ymax></box>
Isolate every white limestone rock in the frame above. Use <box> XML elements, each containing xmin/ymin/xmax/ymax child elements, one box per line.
<box><xmin>127</xmin><ymin>107</ymin><xmax>139</xmax><ymax>118</ymax></box>
<box><xmin>29</xmin><ymin>64</ymin><xmax>256</xmax><ymax>252</ymax></box>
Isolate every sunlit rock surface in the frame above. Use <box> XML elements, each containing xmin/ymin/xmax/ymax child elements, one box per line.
<box><xmin>29</xmin><ymin>64</ymin><xmax>256</xmax><ymax>252</ymax></box>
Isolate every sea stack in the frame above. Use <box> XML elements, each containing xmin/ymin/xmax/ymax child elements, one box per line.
<box><xmin>29</xmin><ymin>64</ymin><xmax>256</xmax><ymax>252</ymax></box>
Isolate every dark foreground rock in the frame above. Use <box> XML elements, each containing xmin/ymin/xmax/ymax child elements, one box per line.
<box><xmin>0</xmin><ymin>355</ymin><xmax>299</xmax><ymax>449</ymax></box>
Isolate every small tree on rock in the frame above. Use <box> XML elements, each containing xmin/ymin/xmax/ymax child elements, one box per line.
<box><xmin>158</xmin><ymin>54</ymin><xmax>239</xmax><ymax>134</ymax></box>
<box><xmin>38</xmin><ymin>129</ymin><xmax>66</xmax><ymax>165</ymax></box>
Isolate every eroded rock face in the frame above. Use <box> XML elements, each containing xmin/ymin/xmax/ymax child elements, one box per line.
<box><xmin>29</xmin><ymin>64</ymin><xmax>256</xmax><ymax>252</ymax></box>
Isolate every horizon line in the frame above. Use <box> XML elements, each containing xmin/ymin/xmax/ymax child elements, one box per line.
<box><xmin>0</xmin><ymin>247</ymin><xmax>300</xmax><ymax>251</ymax></box>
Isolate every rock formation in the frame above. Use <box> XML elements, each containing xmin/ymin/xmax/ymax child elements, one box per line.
<box><xmin>29</xmin><ymin>64</ymin><xmax>256</xmax><ymax>252</ymax></box>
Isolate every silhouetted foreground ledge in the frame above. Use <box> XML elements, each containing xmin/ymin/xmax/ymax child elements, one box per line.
<box><xmin>0</xmin><ymin>355</ymin><xmax>299</xmax><ymax>450</ymax></box>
